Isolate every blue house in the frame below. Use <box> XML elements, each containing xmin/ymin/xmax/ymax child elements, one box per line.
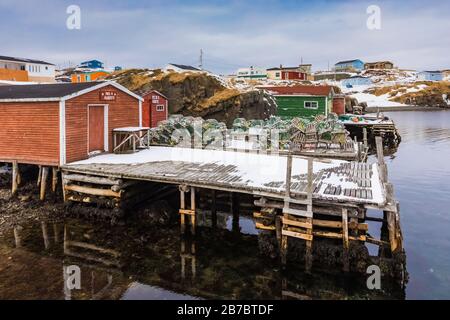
<box><xmin>342</xmin><ymin>76</ymin><xmax>373</xmax><ymax>87</ymax></box>
<box><xmin>417</xmin><ymin>71</ymin><xmax>443</xmax><ymax>81</ymax></box>
<box><xmin>79</xmin><ymin>60</ymin><xmax>104</xmax><ymax>69</ymax></box>
<box><xmin>335</xmin><ymin>59</ymin><xmax>364</xmax><ymax>72</ymax></box>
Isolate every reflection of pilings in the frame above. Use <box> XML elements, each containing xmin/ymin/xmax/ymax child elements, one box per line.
<box><xmin>53</xmin><ymin>223</ymin><xmax>60</xmax><ymax>244</ymax></box>
<box><xmin>180</xmin><ymin>237</ymin><xmax>196</xmax><ymax>280</ymax></box>
<box><xmin>211</xmin><ymin>190</ymin><xmax>217</xmax><ymax>228</ymax></box>
<box><xmin>231</xmin><ymin>193</ymin><xmax>240</xmax><ymax>233</ymax></box>
<box><xmin>42</xmin><ymin>221</ymin><xmax>50</xmax><ymax>249</ymax></box>
<box><xmin>13</xmin><ymin>226</ymin><xmax>22</xmax><ymax>248</ymax></box>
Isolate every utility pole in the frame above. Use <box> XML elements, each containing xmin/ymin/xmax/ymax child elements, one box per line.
<box><xmin>199</xmin><ymin>49</ymin><xmax>203</xmax><ymax>70</ymax></box>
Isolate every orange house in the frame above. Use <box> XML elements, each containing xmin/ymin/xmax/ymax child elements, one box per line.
<box><xmin>71</xmin><ymin>70</ymin><xmax>110</xmax><ymax>83</ymax></box>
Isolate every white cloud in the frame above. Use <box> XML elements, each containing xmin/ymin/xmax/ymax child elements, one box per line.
<box><xmin>0</xmin><ymin>0</ymin><xmax>448</xmax><ymax>73</ymax></box>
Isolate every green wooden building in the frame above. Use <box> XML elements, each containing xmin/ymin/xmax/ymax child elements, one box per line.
<box><xmin>262</xmin><ymin>85</ymin><xmax>335</xmax><ymax>119</ymax></box>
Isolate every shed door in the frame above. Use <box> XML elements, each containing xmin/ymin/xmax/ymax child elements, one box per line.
<box><xmin>88</xmin><ymin>105</ymin><xmax>105</xmax><ymax>153</ymax></box>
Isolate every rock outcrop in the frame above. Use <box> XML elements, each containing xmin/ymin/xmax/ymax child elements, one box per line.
<box><xmin>106</xmin><ymin>69</ymin><xmax>277</xmax><ymax>126</ymax></box>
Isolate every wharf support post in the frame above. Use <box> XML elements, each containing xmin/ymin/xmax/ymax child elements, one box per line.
<box><xmin>179</xmin><ymin>185</ymin><xmax>196</xmax><ymax>235</ymax></box>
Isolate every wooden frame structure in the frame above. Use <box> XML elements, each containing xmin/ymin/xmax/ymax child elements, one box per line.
<box><xmin>113</xmin><ymin>127</ymin><xmax>150</xmax><ymax>154</ymax></box>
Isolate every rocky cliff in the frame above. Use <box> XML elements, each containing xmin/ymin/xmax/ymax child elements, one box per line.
<box><xmin>105</xmin><ymin>69</ymin><xmax>277</xmax><ymax>126</ymax></box>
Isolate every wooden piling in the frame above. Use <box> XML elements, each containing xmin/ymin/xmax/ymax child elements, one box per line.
<box><xmin>37</xmin><ymin>165</ymin><xmax>42</xmax><ymax>187</ymax></box>
<box><xmin>180</xmin><ymin>189</ymin><xmax>186</xmax><ymax>234</ymax></box>
<box><xmin>305</xmin><ymin>158</ymin><xmax>314</xmax><ymax>272</ymax></box>
<box><xmin>342</xmin><ymin>208</ymin><xmax>349</xmax><ymax>271</ymax></box>
<box><xmin>12</xmin><ymin>161</ymin><xmax>19</xmax><ymax>195</ymax></box>
<box><xmin>40</xmin><ymin>167</ymin><xmax>49</xmax><ymax>201</ymax></box>
<box><xmin>190</xmin><ymin>187</ymin><xmax>196</xmax><ymax>235</ymax></box>
<box><xmin>52</xmin><ymin>167</ymin><xmax>58</xmax><ymax>193</ymax></box>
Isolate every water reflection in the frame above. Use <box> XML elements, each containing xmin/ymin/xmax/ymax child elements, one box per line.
<box><xmin>0</xmin><ymin>217</ymin><xmax>405</xmax><ymax>300</ymax></box>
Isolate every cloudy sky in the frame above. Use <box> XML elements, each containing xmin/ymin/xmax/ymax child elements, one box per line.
<box><xmin>0</xmin><ymin>0</ymin><xmax>449</xmax><ymax>74</ymax></box>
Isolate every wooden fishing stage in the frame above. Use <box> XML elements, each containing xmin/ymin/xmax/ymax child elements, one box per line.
<box><xmin>59</xmin><ymin>136</ymin><xmax>403</xmax><ymax>272</ymax></box>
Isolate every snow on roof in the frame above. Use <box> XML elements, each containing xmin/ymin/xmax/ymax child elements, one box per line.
<box><xmin>335</xmin><ymin>59</ymin><xmax>363</xmax><ymax>65</ymax></box>
<box><xmin>168</xmin><ymin>63</ymin><xmax>201</xmax><ymax>71</ymax></box>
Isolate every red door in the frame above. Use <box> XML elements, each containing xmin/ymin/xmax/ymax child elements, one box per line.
<box><xmin>89</xmin><ymin>106</ymin><xmax>105</xmax><ymax>153</ymax></box>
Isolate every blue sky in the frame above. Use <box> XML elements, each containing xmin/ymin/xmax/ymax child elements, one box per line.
<box><xmin>0</xmin><ymin>0</ymin><xmax>449</xmax><ymax>74</ymax></box>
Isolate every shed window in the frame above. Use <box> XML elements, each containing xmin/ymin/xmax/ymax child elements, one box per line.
<box><xmin>304</xmin><ymin>101</ymin><xmax>319</xmax><ymax>109</ymax></box>
<box><xmin>156</xmin><ymin>105</ymin><xmax>165</xmax><ymax>112</ymax></box>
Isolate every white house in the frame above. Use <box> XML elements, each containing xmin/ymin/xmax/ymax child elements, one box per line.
<box><xmin>236</xmin><ymin>66</ymin><xmax>267</xmax><ymax>79</ymax></box>
<box><xmin>0</xmin><ymin>55</ymin><xmax>55</xmax><ymax>83</ymax></box>
<box><xmin>417</xmin><ymin>71</ymin><xmax>443</xmax><ymax>82</ymax></box>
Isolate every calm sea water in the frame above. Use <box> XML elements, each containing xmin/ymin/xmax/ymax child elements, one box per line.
<box><xmin>383</xmin><ymin>111</ymin><xmax>450</xmax><ymax>299</ymax></box>
<box><xmin>0</xmin><ymin>110</ymin><xmax>449</xmax><ymax>300</ymax></box>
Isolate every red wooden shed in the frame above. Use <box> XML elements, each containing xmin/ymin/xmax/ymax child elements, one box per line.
<box><xmin>141</xmin><ymin>90</ymin><xmax>169</xmax><ymax>128</ymax></box>
<box><xmin>0</xmin><ymin>81</ymin><xmax>143</xmax><ymax>166</ymax></box>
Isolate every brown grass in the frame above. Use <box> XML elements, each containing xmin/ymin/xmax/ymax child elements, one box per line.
<box><xmin>194</xmin><ymin>89</ymin><xmax>241</xmax><ymax>111</ymax></box>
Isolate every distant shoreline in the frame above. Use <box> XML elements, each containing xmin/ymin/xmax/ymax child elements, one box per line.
<box><xmin>365</xmin><ymin>106</ymin><xmax>447</xmax><ymax>112</ymax></box>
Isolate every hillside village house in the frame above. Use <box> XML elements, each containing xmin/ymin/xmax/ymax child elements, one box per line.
<box><xmin>0</xmin><ymin>81</ymin><xmax>143</xmax><ymax>167</ymax></box>
<box><xmin>165</xmin><ymin>64</ymin><xmax>203</xmax><ymax>73</ymax></box>
<box><xmin>0</xmin><ymin>55</ymin><xmax>56</xmax><ymax>82</ymax></box>
<box><xmin>79</xmin><ymin>60</ymin><xmax>104</xmax><ymax>69</ymax></box>
<box><xmin>260</xmin><ymin>85</ymin><xmax>339</xmax><ymax>118</ymax></box>
<box><xmin>334</xmin><ymin>59</ymin><xmax>364</xmax><ymax>72</ymax></box>
<box><xmin>364</xmin><ymin>61</ymin><xmax>394</xmax><ymax>70</ymax></box>
<box><xmin>71</xmin><ymin>70</ymin><xmax>110</xmax><ymax>83</ymax></box>
<box><xmin>342</xmin><ymin>76</ymin><xmax>373</xmax><ymax>87</ymax></box>
<box><xmin>417</xmin><ymin>71</ymin><xmax>443</xmax><ymax>81</ymax></box>
<box><xmin>236</xmin><ymin>66</ymin><xmax>267</xmax><ymax>79</ymax></box>
<box><xmin>141</xmin><ymin>90</ymin><xmax>169</xmax><ymax>128</ymax></box>
<box><xmin>266</xmin><ymin>65</ymin><xmax>307</xmax><ymax>81</ymax></box>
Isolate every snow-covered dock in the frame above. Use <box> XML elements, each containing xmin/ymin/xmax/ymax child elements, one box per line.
<box><xmin>63</xmin><ymin>146</ymin><xmax>384</xmax><ymax>206</ymax></box>
<box><xmin>61</xmin><ymin>141</ymin><xmax>403</xmax><ymax>272</ymax></box>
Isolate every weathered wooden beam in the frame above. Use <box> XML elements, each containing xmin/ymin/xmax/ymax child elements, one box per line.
<box><xmin>64</xmin><ymin>184</ymin><xmax>121</xmax><ymax>198</ymax></box>
<box><xmin>282</xmin><ymin>229</ymin><xmax>313</xmax><ymax>241</ymax></box>
<box><xmin>64</xmin><ymin>174</ymin><xmax>123</xmax><ymax>186</ymax></box>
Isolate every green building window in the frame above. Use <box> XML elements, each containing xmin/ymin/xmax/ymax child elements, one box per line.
<box><xmin>304</xmin><ymin>101</ymin><xmax>318</xmax><ymax>109</ymax></box>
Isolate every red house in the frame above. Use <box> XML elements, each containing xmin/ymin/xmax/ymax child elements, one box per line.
<box><xmin>0</xmin><ymin>81</ymin><xmax>143</xmax><ymax>167</ymax></box>
<box><xmin>141</xmin><ymin>90</ymin><xmax>169</xmax><ymax>128</ymax></box>
<box><xmin>267</xmin><ymin>66</ymin><xmax>307</xmax><ymax>81</ymax></box>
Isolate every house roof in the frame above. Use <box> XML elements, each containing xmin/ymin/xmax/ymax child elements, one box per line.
<box><xmin>141</xmin><ymin>89</ymin><xmax>169</xmax><ymax>100</ymax></box>
<box><xmin>0</xmin><ymin>55</ymin><xmax>54</xmax><ymax>66</ymax></box>
<box><xmin>420</xmin><ymin>70</ymin><xmax>442</xmax><ymax>74</ymax></box>
<box><xmin>267</xmin><ymin>66</ymin><xmax>301</xmax><ymax>71</ymax></box>
<box><xmin>364</xmin><ymin>61</ymin><xmax>393</xmax><ymax>65</ymax></box>
<box><xmin>168</xmin><ymin>63</ymin><xmax>201</xmax><ymax>71</ymax></box>
<box><xmin>260</xmin><ymin>85</ymin><xmax>333</xmax><ymax>96</ymax></box>
<box><xmin>0</xmin><ymin>81</ymin><xmax>143</xmax><ymax>102</ymax></box>
<box><xmin>80</xmin><ymin>60</ymin><xmax>103</xmax><ymax>65</ymax></box>
<box><xmin>335</xmin><ymin>59</ymin><xmax>363</xmax><ymax>66</ymax></box>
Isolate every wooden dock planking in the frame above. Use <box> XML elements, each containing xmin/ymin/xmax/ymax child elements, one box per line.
<box><xmin>62</xmin><ymin>158</ymin><xmax>383</xmax><ymax>207</ymax></box>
